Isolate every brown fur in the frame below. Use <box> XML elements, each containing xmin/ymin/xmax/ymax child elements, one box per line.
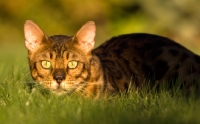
<box><xmin>24</xmin><ymin>20</ymin><xmax>200</xmax><ymax>97</ymax></box>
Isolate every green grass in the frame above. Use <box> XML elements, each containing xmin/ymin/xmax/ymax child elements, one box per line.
<box><xmin>1</xmin><ymin>43</ymin><xmax>200</xmax><ymax>124</ymax></box>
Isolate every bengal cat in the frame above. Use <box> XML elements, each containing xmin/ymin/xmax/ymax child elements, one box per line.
<box><xmin>24</xmin><ymin>20</ymin><xmax>200</xmax><ymax>98</ymax></box>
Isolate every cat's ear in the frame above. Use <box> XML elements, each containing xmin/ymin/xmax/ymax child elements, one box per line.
<box><xmin>24</xmin><ymin>20</ymin><xmax>47</xmax><ymax>52</ymax></box>
<box><xmin>74</xmin><ymin>21</ymin><xmax>96</xmax><ymax>53</ymax></box>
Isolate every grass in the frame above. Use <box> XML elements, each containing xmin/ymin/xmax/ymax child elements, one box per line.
<box><xmin>0</xmin><ymin>43</ymin><xmax>200</xmax><ymax>124</ymax></box>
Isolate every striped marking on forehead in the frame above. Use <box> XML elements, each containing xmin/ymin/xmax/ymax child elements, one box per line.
<box><xmin>64</xmin><ymin>48</ymin><xmax>87</xmax><ymax>59</ymax></box>
<box><xmin>66</xmin><ymin>52</ymin><xmax>78</xmax><ymax>59</ymax></box>
<box><xmin>53</xmin><ymin>47</ymin><xmax>65</xmax><ymax>58</ymax></box>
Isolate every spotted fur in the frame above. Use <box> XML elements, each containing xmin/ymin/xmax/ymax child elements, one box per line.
<box><xmin>24</xmin><ymin>20</ymin><xmax>200</xmax><ymax>97</ymax></box>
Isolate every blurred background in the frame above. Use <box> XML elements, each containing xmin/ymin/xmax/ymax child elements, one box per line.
<box><xmin>1</xmin><ymin>0</ymin><xmax>200</xmax><ymax>63</ymax></box>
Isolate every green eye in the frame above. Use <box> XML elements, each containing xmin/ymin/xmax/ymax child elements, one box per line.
<box><xmin>41</xmin><ymin>61</ymin><xmax>51</xmax><ymax>69</ymax></box>
<box><xmin>68</xmin><ymin>61</ymin><xmax>78</xmax><ymax>69</ymax></box>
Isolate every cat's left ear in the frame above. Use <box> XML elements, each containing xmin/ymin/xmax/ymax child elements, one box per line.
<box><xmin>74</xmin><ymin>21</ymin><xmax>96</xmax><ymax>53</ymax></box>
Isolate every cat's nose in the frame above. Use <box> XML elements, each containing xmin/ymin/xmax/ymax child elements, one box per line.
<box><xmin>53</xmin><ymin>70</ymin><xmax>66</xmax><ymax>84</ymax></box>
<box><xmin>54</xmin><ymin>76</ymin><xmax>64</xmax><ymax>84</ymax></box>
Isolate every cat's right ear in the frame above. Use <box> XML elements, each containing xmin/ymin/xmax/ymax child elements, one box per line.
<box><xmin>24</xmin><ymin>20</ymin><xmax>47</xmax><ymax>52</ymax></box>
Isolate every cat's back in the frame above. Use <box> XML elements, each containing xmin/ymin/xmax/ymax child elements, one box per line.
<box><xmin>93</xmin><ymin>33</ymin><xmax>200</xmax><ymax>92</ymax></box>
<box><xmin>93</xmin><ymin>33</ymin><xmax>197</xmax><ymax>65</ymax></box>
<box><xmin>94</xmin><ymin>33</ymin><xmax>189</xmax><ymax>56</ymax></box>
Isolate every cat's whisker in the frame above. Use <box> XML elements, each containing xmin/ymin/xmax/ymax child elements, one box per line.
<box><xmin>71</xmin><ymin>81</ymin><xmax>100</xmax><ymax>97</ymax></box>
<box><xmin>15</xmin><ymin>71</ymin><xmax>31</xmax><ymax>84</ymax></box>
<box><xmin>70</xmin><ymin>81</ymin><xmax>100</xmax><ymax>85</ymax></box>
<box><xmin>80</xmin><ymin>86</ymin><xmax>97</xmax><ymax>97</ymax></box>
<box><xmin>56</xmin><ymin>81</ymin><xmax>101</xmax><ymax>96</ymax></box>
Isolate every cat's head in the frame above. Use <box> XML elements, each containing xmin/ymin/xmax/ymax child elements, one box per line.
<box><xmin>24</xmin><ymin>20</ymin><xmax>103</xmax><ymax>96</ymax></box>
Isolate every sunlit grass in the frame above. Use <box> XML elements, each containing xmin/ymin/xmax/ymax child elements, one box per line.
<box><xmin>0</xmin><ymin>44</ymin><xmax>200</xmax><ymax>124</ymax></box>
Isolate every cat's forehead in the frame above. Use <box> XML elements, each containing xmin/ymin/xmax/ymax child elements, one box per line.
<box><xmin>49</xmin><ymin>35</ymin><xmax>74</xmax><ymax>49</ymax></box>
<box><xmin>49</xmin><ymin>35</ymin><xmax>71</xmax><ymax>44</ymax></box>
<box><xmin>49</xmin><ymin>35</ymin><xmax>82</xmax><ymax>53</ymax></box>
<box><xmin>34</xmin><ymin>48</ymin><xmax>86</xmax><ymax>62</ymax></box>
<box><xmin>32</xmin><ymin>35</ymin><xmax>87</xmax><ymax>61</ymax></box>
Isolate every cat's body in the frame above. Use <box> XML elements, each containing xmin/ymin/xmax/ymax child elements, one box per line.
<box><xmin>94</xmin><ymin>33</ymin><xmax>200</xmax><ymax>95</ymax></box>
<box><xmin>24</xmin><ymin>20</ymin><xmax>200</xmax><ymax>97</ymax></box>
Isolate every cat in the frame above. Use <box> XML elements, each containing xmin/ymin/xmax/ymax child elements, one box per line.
<box><xmin>24</xmin><ymin>20</ymin><xmax>200</xmax><ymax>98</ymax></box>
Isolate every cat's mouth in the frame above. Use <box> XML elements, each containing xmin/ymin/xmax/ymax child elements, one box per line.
<box><xmin>45</xmin><ymin>80</ymin><xmax>87</xmax><ymax>95</ymax></box>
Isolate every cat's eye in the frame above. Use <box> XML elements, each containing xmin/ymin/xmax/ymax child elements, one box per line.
<box><xmin>41</xmin><ymin>61</ymin><xmax>51</xmax><ymax>69</ymax></box>
<box><xmin>68</xmin><ymin>61</ymin><xmax>78</xmax><ymax>69</ymax></box>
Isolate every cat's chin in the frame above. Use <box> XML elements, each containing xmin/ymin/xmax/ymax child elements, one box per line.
<box><xmin>52</xmin><ymin>89</ymin><xmax>67</xmax><ymax>96</ymax></box>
